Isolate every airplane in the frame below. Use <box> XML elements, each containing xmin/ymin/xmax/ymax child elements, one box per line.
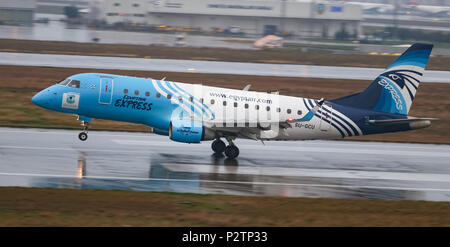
<box><xmin>32</xmin><ymin>43</ymin><xmax>437</xmax><ymax>159</ymax></box>
<box><xmin>409</xmin><ymin>4</ymin><xmax>450</xmax><ymax>17</ymax></box>
<box><xmin>347</xmin><ymin>2</ymin><xmax>394</xmax><ymax>14</ymax></box>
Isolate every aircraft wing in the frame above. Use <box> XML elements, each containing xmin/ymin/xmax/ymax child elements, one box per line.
<box><xmin>200</xmin><ymin>119</ymin><xmax>295</xmax><ymax>140</ymax></box>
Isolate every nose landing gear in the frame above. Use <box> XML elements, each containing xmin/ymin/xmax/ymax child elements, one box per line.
<box><xmin>78</xmin><ymin>132</ymin><xmax>88</xmax><ymax>141</ymax></box>
<box><xmin>78</xmin><ymin>121</ymin><xmax>89</xmax><ymax>141</ymax></box>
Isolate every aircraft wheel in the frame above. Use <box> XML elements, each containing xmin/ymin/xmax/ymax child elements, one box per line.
<box><xmin>78</xmin><ymin>132</ymin><xmax>88</xmax><ymax>141</ymax></box>
<box><xmin>211</xmin><ymin>139</ymin><xmax>226</xmax><ymax>153</ymax></box>
<box><xmin>224</xmin><ymin>145</ymin><xmax>239</xmax><ymax>159</ymax></box>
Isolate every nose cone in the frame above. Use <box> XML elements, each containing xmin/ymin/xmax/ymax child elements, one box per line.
<box><xmin>32</xmin><ymin>90</ymin><xmax>46</xmax><ymax>107</ymax></box>
<box><xmin>32</xmin><ymin>88</ymin><xmax>55</xmax><ymax>109</ymax></box>
<box><xmin>32</xmin><ymin>91</ymin><xmax>43</xmax><ymax>107</ymax></box>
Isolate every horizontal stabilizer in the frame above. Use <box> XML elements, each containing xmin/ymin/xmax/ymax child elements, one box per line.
<box><xmin>368</xmin><ymin>117</ymin><xmax>438</xmax><ymax>125</ymax></box>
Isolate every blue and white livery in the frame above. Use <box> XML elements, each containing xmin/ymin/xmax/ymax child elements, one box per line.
<box><xmin>32</xmin><ymin>43</ymin><xmax>437</xmax><ymax>158</ymax></box>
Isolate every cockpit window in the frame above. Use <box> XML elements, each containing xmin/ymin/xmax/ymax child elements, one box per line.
<box><xmin>68</xmin><ymin>80</ymin><xmax>81</xmax><ymax>88</ymax></box>
<box><xmin>58</xmin><ymin>79</ymin><xmax>71</xmax><ymax>85</ymax></box>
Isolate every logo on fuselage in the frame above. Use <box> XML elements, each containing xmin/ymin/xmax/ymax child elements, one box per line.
<box><xmin>62</xmin><ymin>92</ymin><xmax>80</xmax><ymax>109</ymax></box>
<box><xmin>114</xmin><ymin>95</ymin><xmax>152</xmax><ymax>111</ymax></box>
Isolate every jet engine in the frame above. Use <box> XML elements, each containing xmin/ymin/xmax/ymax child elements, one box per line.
<box><xmin>152</xmin><ymin>128</ymin><xmax>169</xmax><ymax>136</ymax></box>
<box><xmin>169</xmin><ymin>119</ymin><xmax>215</xmax><ymax>143</ymax></box>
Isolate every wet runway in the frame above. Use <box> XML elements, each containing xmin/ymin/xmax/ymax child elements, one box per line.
<box><xmin>0</xmin><ymin>127</ymin><xmax>449</xmax><ymax>201</ymax></box>
<box><xmin>1</xmin><ymin>52</ymin><xmax>450</xmax><ymax>83</ymax></box>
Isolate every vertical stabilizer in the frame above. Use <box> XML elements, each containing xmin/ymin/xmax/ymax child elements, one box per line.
<box><xmin>331</xmin><ymin>43</ymin><xmax>433</xmax><ymax>115</ymax></box>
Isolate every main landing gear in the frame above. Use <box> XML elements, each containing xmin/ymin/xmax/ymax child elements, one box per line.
<box><xmin>211</xmin><ymin>137</ymin><xmax>239</xmax><ymax>159</ymax></box>
<box><xmin>78</xmin><ymin>121</ymin><xmax>89</xmax><ymax>141</ymax></box>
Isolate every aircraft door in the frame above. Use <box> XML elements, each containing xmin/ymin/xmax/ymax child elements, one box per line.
<box><xmin>319</xmin><ymin>104</ymin><xmax>332</xmax><ymax>131</ymax></box>
<box><xmin>99</xmin><ymin>77</ymin><xmax>113</xmax><ymax>104</ymax></box>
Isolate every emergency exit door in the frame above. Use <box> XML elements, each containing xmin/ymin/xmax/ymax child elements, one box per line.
<box><xmin>99</xmin><ymin>77</ymin><xmax>113</xmax><ymax>104</ymax></box>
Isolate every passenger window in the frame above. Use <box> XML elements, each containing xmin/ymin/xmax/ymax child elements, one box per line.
<box><xmin>145</xmin><ymin>92</ymin><xmax>150</xmax><ymax>97</ymax></box>
<box><xmin>68</xmin><ymin>80</ymin><xmax>80</xmax><ymax>88</ymax></box>
<box><xmin>234</xmin><ymin>102</ymin><xmax>238</xmax><ymax>107</ymax></box>
<box><xmin>223</xmin><ymin>101</ymin><xmax>227</xmax><ymax>106</ymax></box>
<box><xmin>245</xmin><ymin>103</ymin><xmax>249</xmax><ymax>109</ymax></box>
<box><xmin>266</xmin><ymin>106</ymin><xmax>270</xmax><ymax>111</ymax></box>
<box><xmin>287</xmin><ymin>109</ymin><xmax>291</xmax><ymax>114</ymax></box>
<box><xmin>276</xmin><ymin>107</ymin><xmax>281</xmax><ymax>112</ymax></box>
<box><xmin>156</xmin><ymin>93</ymin><xmax>161</xmax><ymax>98</ymax></box>
<box><xmin>134</xmin><ymin>90</ymin><xmax>139</xmax><ymax>95</ymax></box>
<box><xmin>178</xmin><ymin>96</ymin><xmax>183</xmax><ymax>101</ymax></box>
<box><xmin>255</xmin><ymin>105</ymin><xmax>259</xmax><ymax>110</ymax></box>
<box><xmin>200</xmin><ymin>98</ymin><xmax>204</xmax><ymax>103</ymax></box>
<box><xmin>189</xmin><ymin>97</ymin><xmax>193</xmax><ymax>102</ymax></box>
<box><xmin>124</xmin><ymin>89</ymin><xmax>128</xmax><ymax>94</ymax></box>
<box><xmin>298</xmin><ymin>110</ymin><xmax>302</xmax><ymax>115</ymax></box>
<box><xmin>167</xmin><ymin>94</ymin><xmax>172</xmax><ymax>99</ymax></box>
<box><xmin>210</xmin><ymin>99</ymin><xmax>215</xmax><ymax>105</ymax></box>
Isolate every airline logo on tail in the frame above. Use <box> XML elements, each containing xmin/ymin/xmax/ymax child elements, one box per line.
<box><xmin>377</xmin><ymin>76</ymin><xmax>405</xmax><ymax>113</ymax></box>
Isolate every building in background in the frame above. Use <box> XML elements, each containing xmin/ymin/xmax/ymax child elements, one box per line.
<box><xmin>93</xmin><ymin>0</ymin><xmax>362</xmax><ymax>39</ymax></box>
<box><xmin>37</xmin><ymin>0</ymin><xmax>89</xmax><ymax>15</ymax></box>
<box><xmin>90</xmin><ymin>0</ymin><xmax>149</xmax><ymax>25</ymax></box>
<box><xmin>0</xmin><ymin>0</ymin><xmax>37</xmax><ymax>26</ymax></box>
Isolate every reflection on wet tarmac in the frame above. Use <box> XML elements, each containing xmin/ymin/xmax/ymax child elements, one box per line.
<box><xmin>0</xmin><ymin>128</ymin><xmax>449</xmax><ymax>202</ymax></box>
<box><xmin>77</xmin><ymin>156</ymin><xmax>86</xmax><ymax>179</ymax></box>
<box><xmin>24</xmin><ymin>152</ymin><xmax>445</xmax><ymax>202</ymax></box>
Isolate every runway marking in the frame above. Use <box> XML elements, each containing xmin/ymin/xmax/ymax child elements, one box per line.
<box><xmin>1</xmin><ymin>128</ymin><xmax>449</xmax><ymax>154</ymax></box>
<box><xmin>162</xmin><ymin>163</ymin><xmax>450</xmax><ymax>183</ymax></box>
<box><xmin>10</xmin><ymin>141</ymin><xmax>450</xmax><ymax>158</ymax></box>
<box><xmin>0</xmin><ymin>142</ymin><xmax>450</xmax><ymax>158</ymax></box>
<box><xmin>1</xmin><ymin>141</ymin><xmax>450</xmax><ymax>159</ymax></box>
<box><xmin>0</xmin><ymin>146</ymin><xmax>162</xmax><ymax>155</ymax></box>
<box><xmin>0</xmin><ymin>128</ymin><xmax>149</xmax><ymax>138</ymax></box>
<box><xmin>106</xmin><ymin>140</ymin><xmax>450</xmax><ymax>157</ymax></box>
<box><xmin>0</xmin><ymin>172</ymin><xmax>449</xmax><ymax>193</ymax></box>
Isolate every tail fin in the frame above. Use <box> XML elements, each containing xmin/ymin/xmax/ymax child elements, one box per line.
<box><xmin>331</xmin><ymin>43</ymin><xmax>433</xmax><ymax>115</ymax></box>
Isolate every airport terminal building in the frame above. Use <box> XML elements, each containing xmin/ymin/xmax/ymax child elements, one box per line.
<box><xmin>93</xmin><ymin>0</ymin><xmax>362</xmax><ymax>38</ymax></box>
<box><xmin>0</xmin><ymin>0</ymin><xmax>36</xmax><ymax>26</ymax></box>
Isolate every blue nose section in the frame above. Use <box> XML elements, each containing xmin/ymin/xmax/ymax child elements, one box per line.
<box><xmin>31</xmin><ymin>91</ymin><xmax>46</xmax><ymax>107</ymax></box>
<box><xmin>32</xmin><ymin>88</ymin><xmax>54</xmax><ymax>109</ymax></box>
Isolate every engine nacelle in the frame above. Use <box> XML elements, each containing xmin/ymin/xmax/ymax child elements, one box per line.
<box><xmin>169</xmin><ymin>119</ymin><xmax>215</xmax><ymax>143</ymax></box>
<box><xmin>152</xmin><ymin>127</ymin><xmax>169</xmax><ymax>136</ymax></box>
